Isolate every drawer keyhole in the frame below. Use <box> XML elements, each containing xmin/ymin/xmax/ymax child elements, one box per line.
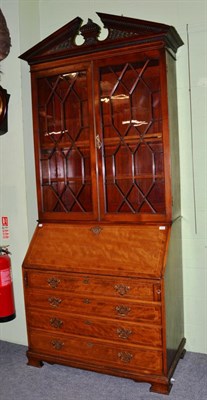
<box><xmin>83</xmin><ymin>298</ymin><xmax>91</xmax><ymax>304</ymax></box>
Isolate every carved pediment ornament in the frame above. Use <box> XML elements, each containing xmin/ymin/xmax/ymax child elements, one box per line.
<box><xmin>19</xmin><ymin>12</ymin><xmax>183</xmax><ymax>65</ymax></box>
<box><xmin>0</xmin><ymin>9</ymin><xmax>11</xmax><ymax>61</ymax></box>
<box><xmin>80</xmin><ymin>18</ymin><xmax>101</xmax><ymax>45</ymax></box>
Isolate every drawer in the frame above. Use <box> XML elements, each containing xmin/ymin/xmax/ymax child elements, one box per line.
<box><xmin>28</xmin><ymin>329</ymin><xmax>163</xmax><ymax>375</ymax></box>
<box><xmin>25</xmin><ymin>289</ymin><xmax>162</xmax><ymax>324</ymax></box>
<box><xmin>23</xmin><ymin>270</ymin><xmax>162</xmax><ymax>302</ymax></box>
<box><xmin>27</xmin><ymin>309</ymin><xmax>162</xmax><ymax>348</ymax></box>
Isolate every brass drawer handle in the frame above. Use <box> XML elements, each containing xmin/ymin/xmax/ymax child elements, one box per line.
<box><xmin>47</xmin><ymin>277</ymin><xmax>60</xmax><ymax>289</ymax></box>
<box><xmin>50</xmin><ymin>318</ymin><xmax>63</xmax><ymax>329</ymax></box>
<box><xmin>118</xmin><ymin>351</ymin><xmax>133</xmax><ymax>363</ymax></box>
<box><xmin>115</xmin><ymin>305</ymin><xmax>131</xmax><ymax>316</ymax></box>
<box><xmin>117</xmin><ymin>327</ymin><xmax>132</xmax><ymax>339</ymax></box>
<box><xmin>48</xmin><ymin>297</ymin><xmax>62</xmax><ymax>308</ymax></box>
<box><xmin>51</xmin><ymin>340</ymin><xmax>64</xmax><ymax>350</ymax></box>
<box><xmin>114</xmin><ymin>284</ymin><xmax>131</xmax><ymax>296</ymax></box>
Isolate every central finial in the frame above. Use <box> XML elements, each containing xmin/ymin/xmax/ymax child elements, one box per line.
<box><xmin>79</xmin><ymin>18</ymin><xmax>101</xmax><ymax>45</ymax></box>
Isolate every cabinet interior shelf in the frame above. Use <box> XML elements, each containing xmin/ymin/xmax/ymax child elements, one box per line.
<box><xmin>40</xmin><ymin>132</ymin><xmax>163</xmax><ymax>151</ymax></box>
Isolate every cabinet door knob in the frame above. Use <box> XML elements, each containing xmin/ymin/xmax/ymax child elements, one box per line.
<box><xmin>95</xmin><ymin>134</ymin><xmax>102</xmax><ymax>149</ymax></box>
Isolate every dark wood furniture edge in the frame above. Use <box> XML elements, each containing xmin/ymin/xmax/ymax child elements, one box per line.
<box><xmin>167</xmin><ymin>337</ymin><xmax>186</xmax><ymax>378</ymax></box>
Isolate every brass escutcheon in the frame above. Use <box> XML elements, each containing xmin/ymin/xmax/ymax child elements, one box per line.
<box><xmin>84</xmin><ymin>320</ymin><xmax>93</xmax><ymax>325</ymax></box>
<box><xmin>24</xmin><ymin>272</ymin><xmax>28</xmax><ymax>287</ymax></box>
<box><xmin>114</xmin><ymin>284</ymin><xmax>131</xmax><ymax>296</ymax></box>
<box><xmin>83</xmin><ymin>277</ymin><xmax>90</xmax><ymax>284</ymax></box>
<box><xmin>90</xmin><ymin>226</ymin><xmax>102</xmax><ymax>235</ymax></box>
<box><xmin>83</xmin><ymin>298</ymin><xmax>91</xmax><ymax>304</ymax></box>
<box><xmin>87</xmin><ymin>342</ymin><xmax>94</xmax><ymax>348</ymax></box>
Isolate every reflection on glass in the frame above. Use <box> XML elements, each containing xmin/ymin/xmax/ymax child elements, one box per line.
<box><xmin>100</xmin><ymin>58</ymin><xmax>165</xmax><ymax>214</ymax></box>
<box><xmin>37</xmin><ymin>70</ymin><xmax>92</xmax><ymax>213</ymax></box>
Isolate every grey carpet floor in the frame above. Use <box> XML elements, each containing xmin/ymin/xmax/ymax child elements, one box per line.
<box><xmin>0</xmin><ymin>340</ymin><xmax>206</xmax><ymax>400</ymax></box>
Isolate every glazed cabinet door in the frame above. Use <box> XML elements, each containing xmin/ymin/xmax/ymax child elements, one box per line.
<box><xmin>31</xmin><ymin>62</ymin><xmax>98</xmax><ymax>221</ymax></box>
<box><xmin>31</xmin><ymin>50</ymin><xmax>171</xmax><ymax>223</ymax></box>
<box><xmin>94</xmin><ymin>50</ymin><xmax>171</xmax><ymax>222</ymax></box>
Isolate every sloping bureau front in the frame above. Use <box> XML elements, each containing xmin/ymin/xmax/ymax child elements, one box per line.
<box><xmin>23</xmin><ymin>223</ymin><xmax>169</xmax><ymax>278</ymax></box>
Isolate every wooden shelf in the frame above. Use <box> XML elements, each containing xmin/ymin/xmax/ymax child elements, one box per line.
<box><xmin>105</xmin><ymin>174</ymin><xmax>164</xmax><ymax>181</ymax></box>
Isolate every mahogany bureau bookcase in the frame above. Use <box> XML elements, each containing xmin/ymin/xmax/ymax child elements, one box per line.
<box><xmin>20</xmin><ymin>13</ymin><xmax>185</xmax><ymax>395</ymax></box>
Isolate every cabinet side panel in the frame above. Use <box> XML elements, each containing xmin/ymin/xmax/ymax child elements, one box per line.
<box><xmin>166</xmin><ymin>52</ymin><xmax>181</xmax><ymax>220</ymax></box>
<box><xmin>164</xmin><ymin>220</ymin><xmax>184</xmax><ymax>368</ymax></box>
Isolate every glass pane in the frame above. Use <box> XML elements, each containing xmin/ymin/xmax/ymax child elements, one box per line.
<box><xmin>37</xmin><ymin>70</ymin><xmax>92</xmax><ymax>213</ymax></box>
<box><xmin>99</xmin><ymin>57</ymin><xmax>165</xmax><ymax>215</ymax></box>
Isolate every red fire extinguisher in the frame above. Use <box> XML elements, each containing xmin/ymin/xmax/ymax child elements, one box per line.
<box><xmin>0</xmin><ymin>246</ymin><xmax>16</xmax><ymax>322</ymax></box>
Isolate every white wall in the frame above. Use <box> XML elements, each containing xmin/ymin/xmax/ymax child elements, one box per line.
<box><xmin>0</xmin><ymin>0</ymin><xmax>41</xmax><ymax>344</ymax></box>
<box><xmin>0</xmin><ymin>0</ymin><xmax>206</xmax><ymax>354</ymax></box>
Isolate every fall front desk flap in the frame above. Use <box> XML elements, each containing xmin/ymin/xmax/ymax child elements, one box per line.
<box><xmin>23</xmin><ymin>223</ymin><xmax>170</xmax><ymax>278</ymax></box>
